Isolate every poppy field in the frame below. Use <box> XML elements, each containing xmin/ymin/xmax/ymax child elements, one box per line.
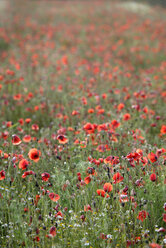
<box><xmin>0</xmin><ymin>1</ymin><xmax>166</xmax><ymax>247</ymax></box>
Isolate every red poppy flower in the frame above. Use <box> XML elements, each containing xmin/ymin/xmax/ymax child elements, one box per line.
<box><xmin>77</xmin><ymin>172</ymin><xmax>82</xmax><ymax>181</ymax></box>
<box><xmin>83</xmin><ymin>123</ymin><xmax>95</xmax><ymax>134</ymax></box>
<box><xmin>24</xmin><ymin>208</ymin><xmax>29</xmax><ymax>212</ymax></box>
<box><xmin>0</xmin><ymin>170</ymin><xmax>5</xmax><ymax>180</ymax></box>
<box><xmin>49</xmin><ymin>226</ymin><xmax>56</xmax><ymax>237</ymax></box>
<box><xmin>149</xmin><ymin>243</ymin><xmax>162</xmax><ymax>248</ymax></box>
<box><xmin>160</xmin><ymin>125</ymin><xmax>166</xmax><ymax>134</ymax></box>
<box><xmin>104</xmin><ymin>156</ymin><xmax>120</xmax><ymax>165</ymax></box>
<box><xmin>117</xmin><ymin>103</ymin><xmax>125</xmax><ymax>111</ymax></box>
<box><xmin>57</xmin><ymin>135</ymin><xmax>68</xmax><ymax>144</ymax></box>
<box><xmin>34</xmin><ymin>106</ymin><xmax>39</xmax><ymax>111</ymax></box>
<box><xmin>19</xmin><ymin>118</ymin><xmax>24</xmax><ymax>126</ymax></box>
<box><xmin>19</xmin><ymin>159</ymin><xmax>29</xmax><ymax>170</ymax></box>
<box><xmin>97</xmin><ymin>108</ymin><xmax>105</xmax><ymax>115</ymax></box>
<box><xmin>41</xmin><ymin>172</ymin><xmax>50</xmax><ymax>181</ymax></box>
<box><xmin>97</xmin><ymin>189</ymin><xmax>109</xmax><ymax>198</ymax></box>
<box><xmin>2</xmin><ymin>131</ymin><xmax>9</xmax><ymax>140</ymax></box>
<box><xmin>84</xmin><ymin>176</ymin><xmax>91</xmax><ymax>184</ymax></box>
<box><xmin>3</xmin><ymin>153</ymin><xmax>9</xmax><ymax>159</ymax></box>
<box><xmin>84</xmin><ymin>205</ymin><xmax>92</xmax><ymax>211</ymax></box>
<box><xmin>163</xmin><ymin>213</ymin><xmax>166</xmax><ymax>222</ymax></box>
<box><xmin>104</xmin><ymin>156</ymin><xmax>113</xmax><ymax>164</ymax></box>
<box><xmin>163</xmin><ymin>203</ymin><xmax>166</xmax><ymax>211</ymax></box>
<box><xmin>55</xmin><ymin>211</ymin><xmax>63</xmax><ymax>219</ymax></box>
<box><xmin>12</xmin><ymin>135</ymin><xmax>22</xmax><ymax>145</ymax></box>
<box><xmin>34</xmin><ymin>236</ymin><xmax>40</xmax><ymax>242</ymax></box>
<box><xmin>86</xmin><ymin>167</ymin><xmax>96</xmax><ymax>175</ymax></box>
<box><xmin>150</xmin><ymin>173</ymin><xmax>156</xmax><ymax>182</ymax></box>
<box><xmin>88</xmin><ymin>108</ymin><xmax>94</xmax><ymax>114</ymax></box>
<box><xmin>23</xmin><ymin>135</ymin><xmax>31</xmax><ymax>143</ymax></box>
<box><xmin>123</xmin><ymin>113</ymin><xmax>131</xmax><ymax>121</ymax></box>
<box><xmin>28</xmin><ymin>148</ymin><xmax>41</xmax><ymax>162</ymax></box>
<box><xmin>113</xmin><ymin>172</ymin><xmax>124</xmax><ymax>184</ymax></box>
<box><xmin>14</xmin><ymin>93</ymin><xmax>22</xmax><ymax>101</ymax></box>
<box><xmin>25</xmin><ymin>118</ymin><xmax>31</xmax><ymax>124</ymax></box>
<box><xmin>34</xmin><ymin>195</ymin><xmax>40</xmax><ymax>206</ymax></box>
<box><xmin>61</xmin><ymin>55</ymin><xmax>68</xmax><ymax>65</ymax></box>
<box><xmin>148</xmin><ymin>152</ymin><xmax>157</xmax><ymax>163</ymax></box>
<box><xmin>158</xmin><ymin>227</ymin><xmax>166</xmax><ymax>233</ymax></box>
<box><xmin>141</xmin><ymin>157</ymin><xmax>148</xmax><ymax>166</ymax></box>
<box><xmin>136</xmin><ymin>149</ymin><xmax>143</xmax><ymax>157</ymax></box>
<box><xmin>97</xmin><ymin>124</ymin><xmax>108</xmax><ymax>132</ymax></box>
<box><xmin>31</xmin><ymin>124</ymin><xmax>39</xmax><ymax>131</ymax></box>
<box><xmin>49</xmin><ymin>193</ymin><xmax>60</xmax><ymax>202</ymax></box>
<box><xmin>111</xmin><ymin>120</ymin><xmax>120</xmax><ymax>129</ymax></box>
<box><xmin>72</xmin><ymin>110</ymin><xmax>80</xmax><ymax>116</ymax></box>
<box><xmin>22</xmin><ymin>170</ymin><xmax>35</xmax><ymax>178</ymax></box>
<box><xmin>6</xmin><ymin>121</ymin><xmax>12</xmax><ymax>128</ymax></box>
<box><xmin>137</xmin><ymin>210</ymin><xmax>149</xmax><ymax>222</ymax></box>
<box><xmin>103</xmin><ymin>183</ymin><xmax>113</xmax><ymax>193</ymax></box>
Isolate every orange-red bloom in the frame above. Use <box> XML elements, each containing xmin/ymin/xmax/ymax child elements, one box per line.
<box><xmin>88</xmin><ymin>108</ymin><xmax>94</xmax><ymax>114</ymax></box>
<box><xmin>163</xmin><ymin>213</ymin><xmax>166</xmax><ymax>222</ymax></box>
<box><xmin>84</xmin><ymin>205</ymin><xmax>92</xmax><ymax>212</ymax></box>
<box><xmin>137</xmin><ymin>210</ymin><xmax>149</xmax><ymax>222</ymax></box>
<box><xmin>160</xmin><ymin>125</ymin><xmax>166</xmax><ymax>134</ymax></box>
<box><xmin>22</xmin><ymin>170</ymin><xmax>35</xmax><ymax>178</ymax></box>
<box><xmin>149</xmin><ymin>244</ymin><xmax>162</xmax><ymax>248</ymax></box>
<box><xmin>83</xmin><ymin>123</ymin><xmax>96</xmax><ymax>134</ymax></box>
<box><xmin>148</xmin><ymin>152</ymin><xmax>157</xmax><ymax>163</ymax></box>
<box><xmin>41</xmin><ymin>172</ymin><xmax>50</xmax><ymax>181</ymax></box>
<box><xmin>163</xmin><ymin>203</ymin><xmax>166</xmax><ymax>211</ymax></box>
<box><xmin>23</xmin><ymin>135</ymin><xmax>31</xmax><ymax>143</ymax></box>
<box><xmin>19</xmin><ymin>118</ymin><xmax>24</xmax><ymax>126</ymax></box>
<box><xmin>57</xmin><ymin>135</ymin><xmax>68</xmax><ymax>144</ymax></box>
<box><xmin>32</xmin><ymin>124</ymin><xmax>39</xmax><ymax>131</ymax></box>
<box><xmin>49</xmin><ymin>226</ymin><xmax>56</xmax><ymax>237</ymax></box>
<box><xmin>84</xmin><ymin>176</ymin><xmax>91</xmax><ymax>184</ymax></box>
<box><xmin>55</xmin><ymin>211</ymin><xmax>63</xmax><ymax>219</ymax></box>
<box><xmin>0</xmin><ymin>170</ymin><xmax>5</xmax><ymax>180</ymax></box>
<box><xmin>111</xmin><ymin>120</ymin><xmax>120</xmax><ymax>129</ymax></box>
<box><xmin>123</xmin><ymin>113</ymin><xmax>131</xmax><ymax>121</ymax></box>
<box><xmin>19</xmin><ymin>159</ymin><xmax>29</xmax><ymax>170</ymax></box>
<box><xmin>28</xmin><ymin>148</ymin><xmax>41</xmax><ymax>162</ymax></box>
<box><xmin>49</xmin><ymin>193</ymin><xmax>60</xmax><ymax>202</ymax></box>
<box><xmin>97</xmin><ymin>189</ymin><xmax>109</xmax><ymax>198</ymax></box>
<box><xmin>113</xmin><ymin>172</ymin><xmax>124</xmax><ymax>184</ymax></box>
<box><xmin>117</xmin><ymin>103</ymin><xmax>125</xmax><ymax>111</ymax></box>
<box><xmin>12</xmin><ymin>135</ymin><xmax>22</xmax><ymax>145</ymax></box>
<box><xmin>104</xmin><ymin>156</ymin><xmax>113</xmax><ymax>164</ymax></box>
<box><xmin>25</xmin><ymin>118</ymin><xmax>31</xmax><ymax>124</ymax></box>
<box><xmin>86</xmin><ymin>167</ymin><xmax>96</xmax><ymax>175</ymax></box>
<box><xmin>103</xmin><ymin>183</ymin><xmax>113</xmax><ymax>193</ymax></box>
<box><xmin>150</xmin><ymin>173</ymin><xmax>156</xmax><ymax>182</ymax></box>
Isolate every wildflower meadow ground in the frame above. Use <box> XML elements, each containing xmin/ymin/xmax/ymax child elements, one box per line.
<box><xmin>0</xmin><ymin>1</ymin><xmax>166</xmax><ymax>247</ymax></box>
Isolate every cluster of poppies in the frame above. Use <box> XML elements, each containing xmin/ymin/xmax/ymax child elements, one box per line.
<box><xmin>0</xmin><ymin>1</ymin><xmax>166</xmax><ymax>247</ymax></box>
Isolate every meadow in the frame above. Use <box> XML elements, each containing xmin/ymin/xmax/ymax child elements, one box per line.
<box><xmin>0</xmin><ymin>1</ymin><xmax>166</xmax><ymax>247</ymax></box>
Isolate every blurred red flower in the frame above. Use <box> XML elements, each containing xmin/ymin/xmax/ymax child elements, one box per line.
<box><xmin>0</xmin><ymin>170</ymin><xmax>5</xmax><ymax>180</ymax></box>
<box><xmin>49</xmin><ymin>193</ymin><xmax>60</xmax><ymax>202</ymax></box>
<box><xmin>12</xmin><ymin>135</ymin><xmax>22</xmax><ymax>145</ymax></box>
<box><xmin>28</xmin><ymin>148</ymin><xmax>41</xmax><ymax>162</ymax></box>
<box><xmin>137</xmin><ymin>210</ymin><xmax>149</xmax><ymax>222</ymax></box>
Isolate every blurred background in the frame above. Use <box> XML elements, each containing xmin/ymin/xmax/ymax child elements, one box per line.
<box><xmin>120</xmin><ymin>0</ymin><xmax>166</xmax><ymax>7</ymax></box>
